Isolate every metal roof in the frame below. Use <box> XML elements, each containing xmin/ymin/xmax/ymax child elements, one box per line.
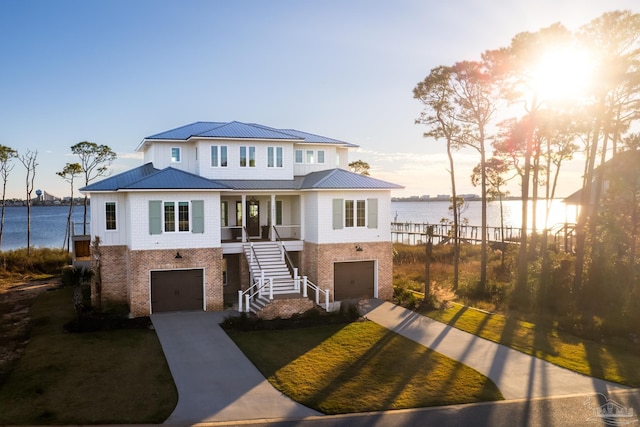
<box><xmin>143</xmin><ymin>121</ymin><xmax>358</xmax><ymax>147</ymax></box>
<box><xmin>124</xmin><ymin>168</ymin><xmax>230</xmax><ymax>190</ymax></box>
<box><xmin>80</xmin><ymin>163</ymin><xmax>229</xmax><ymax>192</ymax></box>
<box><xmin>80</xmin><ymin>163</ymin><xmax>159</xmax><ymax>192</ymax></box>
<box><xmin>301</xmin><ymin>169</ymin><xmax>403</xmax><ymax>189</ymax></box>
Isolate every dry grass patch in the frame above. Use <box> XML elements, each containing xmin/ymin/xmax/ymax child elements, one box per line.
<box><xmin>227</xmin><ymin>320</ymin><xmax>503</xmax><ymax>414</ymax></box>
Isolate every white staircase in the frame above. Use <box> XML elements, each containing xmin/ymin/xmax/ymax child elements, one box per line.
<box><xmin>243</xmin><ymin>242</ymin><xmax>298</xmax><ymax>312</ymax></box>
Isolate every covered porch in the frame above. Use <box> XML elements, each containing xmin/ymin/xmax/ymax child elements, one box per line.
<box><xmin>220</xmin><ymin>193</ymin><xmax>302</xmax><ymax>244</ymax></box>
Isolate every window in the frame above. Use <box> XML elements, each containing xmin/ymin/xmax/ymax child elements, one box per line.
<box><xmin>164</xmin><ymin>202</ymin><xmax>175</xmax><ymax>232</ymax></box>
<box><xmin>221</xmin><ymin>201</ymin><xmax>228</xmax><ymax>226</ymax></box>
<box><xmin>236</xmin><ymin>201</ymin><xmax>242</xmax><ymax>225</ymax></box>
<box><xmin>306</xmin><ymin>150</ymin><xmax>314</xmax><ymax>164</ymax></box>
<box><xmin>345</xmin><ymin>200</ymin><xmax>354</xmax><ymax>227</ymax></box>
<box><xmin>333</xmin><ymin>198</ymin><xmax>377</xmax><ymax>229</ymax></box>
<box><xmin>275</xmin><ymin>200</ymin><xmax>283</xmax><ymax>225</ymax></box>
<box><xmin>171</xmin><ymin>147</ymin><xmax>181</xmax><ymax>163</ymax></box>
<box><xmin>105</xmin><ymin>202</ymin><xmax>116</xmax><ymax>230</ymax></box>
<box><xmin>295</xmin><ymin>149</ymin><xmax>303</xmax><ymax>163</ymax></box>
<box><xmin>211</xmin><ymin>145</ymin><xmax>228</xmax><ymax>167</ymax></box>
<box><xmin>357</xmin><ymin>200</ymin><xmax>366</xmax><ymax>227</ymax></box>
<box><xmin>240</xmin><ymin>146</ymin><xmax>256</xmax><ymax>167</ymax></box>
<box><xmin>268</xmin><ymin>147</ymin><xmax>283</xmax><ymax>168</ymax></box>
<box><xmin>178</xmin><ymin>202</ymin><xmax>189</xmax><ymax>231</ymax></box>
<box><xmin>317</xmin><ymin>150</ymin><xmax>325</xmax><ymax>164</ymax></box>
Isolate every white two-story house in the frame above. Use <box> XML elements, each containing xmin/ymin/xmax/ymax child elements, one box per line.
<box><xmin>80</xmin><ymin>121</ymin><xmax>402</xmax><ymax>318</ymax></box>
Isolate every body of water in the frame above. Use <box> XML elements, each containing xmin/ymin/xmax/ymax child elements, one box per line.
<box><xmin>0</xmin><ymin>200</ymin><xmax>575</xmax><ymax>251</ymax></box>
<box><xmin>391</xmin><ymin>199</ymin><xmax>577</xmax><ymax>231</ymax></box>
<box><xmin>0</xmin><ymin>205</ymin><xmax>89</xmax><ymax>251</ymax></box>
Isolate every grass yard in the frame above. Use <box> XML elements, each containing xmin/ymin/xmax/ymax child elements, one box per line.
<box><xmin>0</xmin><ymin>287</ymin><xmax>177</xmax><ymax>425</ymax></box>
<box><xmin>419</xmin><ymin>303</ymin><xmax>640</xmax><ymax>387</ymax></box>
<box><xmin>227</xmin><ymin>320</ymin><xmax>503</xmax><ymax>414</ymax></box>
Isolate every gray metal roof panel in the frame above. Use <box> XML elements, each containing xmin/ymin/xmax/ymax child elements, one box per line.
<box><xmin>80</xmin><ymin>163</ymin><xmax>159</xmax><ymax>192</ymax></box>
<box><xmin>216</xmin><ymin>178</ymin><xmax>304</xmax><ymax>190</ymax></box>
<box><xmin>124</xmin><ymin>167</ymin><xmax>230</xmax><ymax>190</ymax></box>
<box><xmin>301</xmin><ymin>169</ymin><xmax>403</xmax><ymax>189</ymax></box>
<box><xmin>146</xmin><ymin>122</ymin><xmax>227</xmax><ymax>140</ymax></box>
<box><xmin>198</xmin><ymin>122</ymin><xmax>301</xmax><ymax>140</ymax></box>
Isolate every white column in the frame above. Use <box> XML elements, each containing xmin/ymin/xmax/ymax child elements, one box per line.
<box><xmin>270</xmin><ymin>194</ymin><xmax>276</xmax><ymax>241</ymax></box>
<box><xmin>241</xmin><ymin>194</ymin><xmax>247</xmax><ymax>242</ymax></box>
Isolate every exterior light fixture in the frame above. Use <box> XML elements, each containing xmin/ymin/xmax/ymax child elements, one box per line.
<box><xmin>175</xmin><ymin>252</ymin><xmax>183</xmax><ymax>259</ymax></box>
<box><xmin>355</xmin><ymin>245</ymin><xmax>363</xmax><ymax>252</ymax></box>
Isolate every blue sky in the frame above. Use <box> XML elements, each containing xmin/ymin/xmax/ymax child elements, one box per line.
<box><xmin>1</xmin><ymin>0</ymin><xmax>638</xmax><ymax>199</ymax></box>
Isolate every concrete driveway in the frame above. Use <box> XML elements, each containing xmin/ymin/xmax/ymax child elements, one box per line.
<box><xmin>151</xmin><ymin>310</ymin><xmax>320</xmax><ymax>424</ymax></box>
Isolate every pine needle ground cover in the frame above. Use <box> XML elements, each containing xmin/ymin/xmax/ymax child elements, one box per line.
<box><xmin>227</xmin><ymin>321</ymin><xmax>503</xmax><ymax>414</ymax></box>
<box><xmin>0</xmin><ymin>287</ymin><xmax>177</xmax><ymax>425</ymax></box>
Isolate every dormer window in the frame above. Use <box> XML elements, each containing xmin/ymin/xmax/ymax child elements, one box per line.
<box><xmin>171</xmin><ymin>147</ymin><xmax>181</xmax><ymax>163</ymax></box>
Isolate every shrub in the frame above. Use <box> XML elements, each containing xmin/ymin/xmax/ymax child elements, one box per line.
<box><xmin>0</xmin><ymin>247</ymin><xmax>71</xmax><ymax>276</ymax></box>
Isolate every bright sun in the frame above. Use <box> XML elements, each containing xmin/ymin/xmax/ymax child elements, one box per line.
<box><xmin>531</xmin><ymin>47</ymin><xmax>595</xmax><ymax>101</ymax></box>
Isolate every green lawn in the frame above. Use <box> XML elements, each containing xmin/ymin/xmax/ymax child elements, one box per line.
<box><xmin>227</xmin><ymin>320</ymin><xmax>503</xmax><ymax>414</ymax></box>
<box><xmin>420</xmin><ymin>303</ymin><xmax>640</xmax><ymax>387</ymax></box>
<box><xmin>0</xmin><ymin>287</ymin><xmax>177</xmax><ymax>425</ymax></box>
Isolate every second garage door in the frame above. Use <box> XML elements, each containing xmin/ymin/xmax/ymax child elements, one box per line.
<box><xmin>151</xmin><ymin>269</ymin><xmax>204</xmax><ymax>313</ymax></box>
<box><xmin>334</xmin><ymin>261</ymin><xmax>375</xmax><ymax>300</ymax></box>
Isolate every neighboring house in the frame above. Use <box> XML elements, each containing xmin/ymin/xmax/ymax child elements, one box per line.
<box><xmin>80</xmin><ymin>121</ymin><xmax>403</xmax><ymax>318</ymax></box>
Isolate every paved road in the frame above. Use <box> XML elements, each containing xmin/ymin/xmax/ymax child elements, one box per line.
<box><xmin>189</xmin><ymin>389</ymin><xmax>640</xmax><ymax>427</ymax></box>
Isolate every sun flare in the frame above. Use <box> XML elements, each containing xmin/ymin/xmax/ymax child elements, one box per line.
<box><xmin>532</xmin><ymin>47</ymin><xmax>595</xmax><ymax>101</ymax></box>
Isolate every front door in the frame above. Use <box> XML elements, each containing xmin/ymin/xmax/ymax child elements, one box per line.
<box><xmin>246</xmin><ymin>199</ymin><xmax>260</xmax><ymax>237</ymax></box>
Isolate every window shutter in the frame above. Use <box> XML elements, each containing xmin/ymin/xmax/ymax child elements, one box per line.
<box><xmin>332</xmin><ymin>199</ymin><xmax>343</xmax><ymax>230</ymax></box>
<box><xmin>192</xmin><ymin>200</ymin><xmax>204</xmax><ymax>233</ymax></box>
<box><xmin>149</xmin><ymin>200</ymin><xmax>162</xmax><ymax>235</ymax></box>
<box><xmin>367</xmin><ymin>198</ymin><xmax>378</xmax><ymax>229</ymax></box>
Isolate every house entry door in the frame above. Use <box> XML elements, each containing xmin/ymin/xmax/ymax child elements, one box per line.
<box><xmin>246</xmin><ymin>199</ymin><xmax>260</xmax><ymax>237</ymax></box>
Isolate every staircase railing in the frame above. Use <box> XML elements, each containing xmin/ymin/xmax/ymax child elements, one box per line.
<box><xmin>295</xmin><ymin>273</ymin><xmax>330</xmax><ymax>311</ymax></box>
<box><xmin>272</xmin><ymin>225</ymin><xmax>296</xmax><ymax>277</ymax></box>
<box><xmin>238</xmin><ymin>273</ymin><xmax>273</xmax><ymax>313</ymax></box>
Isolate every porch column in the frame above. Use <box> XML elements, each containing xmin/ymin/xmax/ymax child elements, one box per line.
<box><xmin>270</xmin><ymin>194</ymin><xmax>276</xmax><ymax>242</ymax></box>
<box><xmin>241</xmin><ymin>194</ymin><xmax>247</xmax><ymax>242</ymax></box>
<box><xmin>299</xmin><ymin>195</ymin><xmax>305</xmax><ymax>241</ymax></box>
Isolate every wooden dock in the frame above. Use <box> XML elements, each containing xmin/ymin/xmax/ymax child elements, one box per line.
<box><xmin>391</xmin><ymin>222</ymin><xmax>576</xmax><ymax>252</ymax></box>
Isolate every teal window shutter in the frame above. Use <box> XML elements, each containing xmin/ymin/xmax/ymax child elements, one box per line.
<box><xmin>149</xmin><ymin>200</ymin><xmax>162</xmax><ymax>234</ymax></box>
<box><xmin>192</xmin><ymin>200</ymin><xmax>204</xmax><ymax>233</ymax></box>
<box><xmin>333</xmin><ymin>199</ymin><xmax>344</xmax><ymax>230</ymax></box>
<box><xmin>367</xmin><ymin>198</ymin><xmax>378</xmax><ymax>229</ymax></box>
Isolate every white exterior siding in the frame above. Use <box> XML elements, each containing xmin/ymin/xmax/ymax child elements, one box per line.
<box><xmin>89</xmin><ymin>193</ymin><xmax>128</xmax><ymax>246</ymax></box>
<box><xmin>143</xmin><ymin>142</ymin><xmax>197</xmax><ymax>172</ymax></box>
<box><xmin>127</xmin><ymin>191</ymin><xmax>221</xmax><ymax>251</ymax></box>
<box><xmin>194</xmin><ymin>139</ymin><xmax>295</xmax><ymax>180</ymax></box>
<box><xmin>293</xmin><ymin>144</ymin><xmax>345</xmax><ymax>176</ymax></box>
<box><xmin>307</xmin><ymin>190</ymin><xmax>391</xmax><ymax>244</ymax></box>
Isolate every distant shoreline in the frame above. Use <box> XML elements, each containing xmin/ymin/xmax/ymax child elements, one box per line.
<box><xmin>391</xmin><ymin>197</ymin><xmax>566</xmax><ymax>202</ymax></box>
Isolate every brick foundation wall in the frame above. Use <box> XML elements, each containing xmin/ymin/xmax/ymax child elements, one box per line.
<box><xmin>257</xmin><ymin>297</ymin><xmax>315</xmax><ymax>320</ymax></box>
<box><xmin>301</xmin><ymin>241</ymin><xmax>393</xmax><ymax>301</ymax></box>
<box><xmin>91</xmin><ymin>245</ymin><xmax>128</xmax><ymax>307</ymax></box>
<box><xmin>98</xmin><ymin>247</ymin><xmax>224</xmax><ymax>317</ymax></box>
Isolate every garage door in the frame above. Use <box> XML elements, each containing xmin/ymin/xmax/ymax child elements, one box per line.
<box><xmin>151</xmin><ymin>269</ymin><xmax>204</xmax><ymax>313</ymax></box>
<box><xmin>334</xmin><ymin>261</ymin><xmax>375</xmax><ymax>300</ymax></box>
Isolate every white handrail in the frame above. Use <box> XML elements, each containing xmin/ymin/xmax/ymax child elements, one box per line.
<box><xmin>238</xmin><ymin>276</ymin><xmax>273</xmax><ymax>313</ymax></box>
<box><xmin>297</xmin><ymin>274</ymin><xmax>330</xmax><ymax>311</ymax></box>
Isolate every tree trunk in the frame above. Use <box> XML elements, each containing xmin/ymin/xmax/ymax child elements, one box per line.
<box><xmin>447</xmin><ymin>143</ymin><xmax>459</xmax><ymax>291</ymax></box>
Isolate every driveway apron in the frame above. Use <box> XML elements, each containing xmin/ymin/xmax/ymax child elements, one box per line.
<box><xmin>151</xmin><ymin>311</ymin><xmax>320</xmax><ymax>424</ymax></box>
<box><xmin>360</xmin><ymin>300</ymin><xmax>628</xmax><ymax>400</ymax></box>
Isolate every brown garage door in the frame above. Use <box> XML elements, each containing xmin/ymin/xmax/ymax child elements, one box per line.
<box><xmin>334</xmin><ymin>261</ymin><xmax>375</xmax><ymax>300</ymax></box>
<box><xmin>151</xmin><ymin>269</ymin><xmax>204</xmax><ymax>313</ymax></box>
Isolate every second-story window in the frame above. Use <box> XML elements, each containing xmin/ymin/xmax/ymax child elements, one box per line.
<box><xmin>171</xmin><ymin>147</ymin><xmax>181</xmax><ymax>163</ymax></box>
<box><xmin>240</xmin><ymin>146</ymin><xmax>256</xmax><ymax>167</ymax></box>
<box><xmin>268</xmin><ymin>147</ymin><xmax>283</xmax><ymax>168</ymax></box>
<box><xmin>317</xmin><ymin>150</ymin><xmax>325</xmax><ymax>164</ymax></box>
<box><xmin>211</xmin><ymin>145</ymin><xmax>228</xmax><ymax>167</ymax></box>
<box><xmin>295</xmin><ymin>149</ymin><xmax>303</xmax><ymax>163</ymax></box>
<box><xmin>306</xmin><ymin>150</ymin><xmax>314</xmax><ymax>164</ymax></box>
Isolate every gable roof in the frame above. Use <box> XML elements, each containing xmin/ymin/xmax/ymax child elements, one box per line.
<box><xmin>80</xmin><ymin>163</ymin><xmax>229</xmax><ymax>192</ymax></box>
<box><xmin>139</xmin><ymin>121</ymin><xmax>358</xmax><ymax>150</ymax></box>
